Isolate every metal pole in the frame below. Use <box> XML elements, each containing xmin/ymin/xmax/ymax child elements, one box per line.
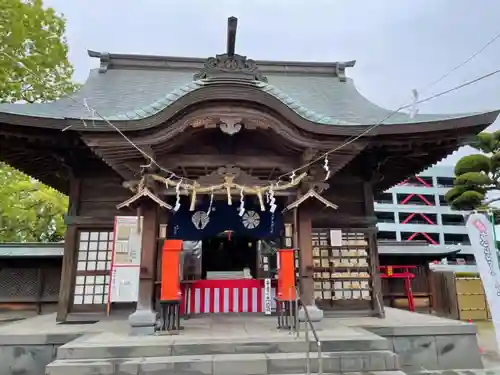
<box><xmin>295</xmin><ymin>290</ymin><xmax>300</xmax><ymax>338</ymax></box>
<box><xmin>318</xmin><ymin>341</ymin><xmax>323</xmax><ymax>375</ymax></box>
<box><xmin>305</xmin><ymin>320</ymin><xmax>310</xmax><ymax>375</ymax></box>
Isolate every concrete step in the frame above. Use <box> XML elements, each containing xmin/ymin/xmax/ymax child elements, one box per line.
<box><xmin>46</xmin><ymin>350</ymin><xmax>400</xmax><ymax>375</ymax></box>
<box><xmin>57</xmin><ymin>332</ymin><xmax>390</xmax><ymax>360</ymax></box>
<box><xmin>278</xmin><ymin>373</ymin><xmax>406</xmax><ymax>375</ymax></box>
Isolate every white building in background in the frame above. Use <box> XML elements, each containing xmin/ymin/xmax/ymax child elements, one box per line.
<box><xmin>374</xmin><ymin>165</ymin><xmax>473</xmax><ymax>257</ymax></box>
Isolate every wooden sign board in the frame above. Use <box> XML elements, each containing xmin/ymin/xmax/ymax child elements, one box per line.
<box><xmin>107</xmin><ymin>216</ymin><xmax>143</xmax><ymax>312</ymax></box>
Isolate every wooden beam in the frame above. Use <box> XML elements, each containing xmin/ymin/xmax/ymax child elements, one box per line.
<box><xmin>312</xmin><ymin>213</ymin><xmax>378</xmax><ymax>226</ymax></box>
<box><xmin>159</xmin><ymin>188</ymin><xmax>295</xmax><ymax>196</ymax></box>
<box><xmin>301</xmin><ymin>148</ymin><xmax>318</xmax><ymax>163</ymax></box>
<box><xmin>64</xmin><ymin>215</ymin><xmax>114</xmax><ymax>227</ymax></box>
<box><xmin>150</xmin><ymin>154</ymin><xmax>297</xmax><ymax>170</ymax></box>
<box><xmin>0</xmin><ymin>126</ymin><xmax>77</xmax><ymax>145</ymax></box>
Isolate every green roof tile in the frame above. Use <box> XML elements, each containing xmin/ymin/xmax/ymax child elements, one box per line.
<box><xmin>0</xmin><ymin>65</ymin><xmax>482</xmax><ymax>130</ymax></box>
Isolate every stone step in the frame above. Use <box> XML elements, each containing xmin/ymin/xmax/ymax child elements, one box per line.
<box><xmin>46</xmin><ymin>350</ymin><xmax>400</xmax><ymax>375</ymax></box>
<box><xmin>57</xmin><ymin>333</ymin><xmax>390</xmax><ymax>360</ymax></box>
<box><xmin>277</xmin><ymin>373</ymin><xmax>406</xmax><ymax>375</ymax></box>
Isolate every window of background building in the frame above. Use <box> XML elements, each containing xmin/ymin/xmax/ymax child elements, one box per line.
<box><xmin>376</xmin><ymin>211</ymin><xmax>396</xmax><ymax>223</ymax></box>
<box><xmin>377</xmin><ymin>231</ymin><xmax>397</xmax><ymax>241</ymax></box>
<box><xmin>401</xmin><ymin>231</ymin><xmax>439</xmax><ymax>244</ymax></box>
<box><xmin>374</xmin><ymin>192</ymin><xmax>393</xmax><ymax>204</ymax></box>
<box><xmin>436</xmin><ymin>177</ymin><xmax>454</xmax><ymax>188</ymax></box>
<box><xmin>398</xmin><ymin>212</ymin><xmax>437</xmax><ymax>225</ymax></box>
<box><xmin>396</xmin><ymin>193</ymin><xmax>435</xmax><ymax>206</ymax></box>
<box><xmin>404</xmin><ymin>176</ymin><xmax>433</xmax><ymax>187</ymax></box>
<box><xmin>444</xmin><ymin>233</ymin><xmax>471</xmax><ymax>245</ymax></box>
<box><xmin>441</xmin><ymin>214</ymin><xmax>465</xmax><ymax>226</ymax></box>
<box><xmin>438</xmin><ymin>196</ymin><xmax>449</xmax><ymax>206</ymax></box>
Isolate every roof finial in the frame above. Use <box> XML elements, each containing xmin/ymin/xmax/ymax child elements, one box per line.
<box><xmin>193</xmin><ymin>16</ymin><xmax>267</xmax><ymax>82</ymax></box>
<box><xmin>227</xmin><ymin>17</ymin><xmax>237</xmax><ymax>57</ymax></box>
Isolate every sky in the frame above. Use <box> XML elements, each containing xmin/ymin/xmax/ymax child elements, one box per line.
<box><xmin>44</xmin><ymin>0</ymin><xmax>500</xmax><ymax>165</ymax></box>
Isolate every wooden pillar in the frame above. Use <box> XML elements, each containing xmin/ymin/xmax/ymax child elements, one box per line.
<box><xmin>363</xmin><ymin>181</ymin><xmax>385</xmax><ymax>318</ymax></box>
<box><xmin>298</xmin><ymin>204</ymin><xmax>314</xmax><ymax>305</ymax></box>
<box><xmin>426</xmin><ymin>264</ymin><xmax>435</xmax><ymax>313</ymax></box>
<box><xmin>137</xmin><ymin>200</ymin><xmax>159</xmax><ymax>311</ymax></box>
<box><xmin>56</xmin><ymin>177</ymin><xmax>80</xmax><ymax>322</ymax></box>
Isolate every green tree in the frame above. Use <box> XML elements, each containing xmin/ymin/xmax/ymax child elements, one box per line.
<box><xmin>0</xmin><ymin>0</ymin><xmax>78</xmax><ymax>102</ymax></box>
<box><xmin>0</xmin><ymin>0</ymin><xmax>74</xmax><ymax>242</ymax></box>
<box><xmin>0</xmin><ymin>163</ymin><xmax>68</xmax><ymax>242</ymax></box>
<box><xmin>445</xmin><ymin>131</ymin><xmax>500</xmax><ymax>213</ymax></box>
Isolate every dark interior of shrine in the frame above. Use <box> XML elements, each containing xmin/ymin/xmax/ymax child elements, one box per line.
<box><xmin>201</xmin><ymin>233</ymin><xmax>257</xmax><ymax>279</ymax></box>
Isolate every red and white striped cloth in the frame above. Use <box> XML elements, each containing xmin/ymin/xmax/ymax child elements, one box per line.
<box><xmin>181</xmin><ymin>279</ymin><xmax>276</xmax><ymax>314</ymax></box>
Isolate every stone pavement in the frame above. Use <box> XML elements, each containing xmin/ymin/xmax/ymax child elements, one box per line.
<box><xmin>411</xmin><ymin>371</ymin><xmax>500</xmax><ymax>375</ymax></box>
<box><xmin>0</xmin><ymin>307</ymin><xmax>474</xmax><ymax>341</ymax></box>
<box><xmin>0</xmin><ymin>310</ymin><xmax>38</xmax><ymax>324</ymax></box>
<box><xmin>0</xmin><ymin>308</ymin><xmax>492</xmax><ymax>375</ymax></box>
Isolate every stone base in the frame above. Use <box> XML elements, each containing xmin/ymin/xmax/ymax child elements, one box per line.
<box><xmin>48</xmin><ymin>325</ymin><xmax>400</xmax><ymax>375</ymax></box>
<box><xmin>0</xmin><ymin>307</ymin><xmax>486</xmax><ymax>375</ymax></box>
<box><xmin>298</xmin><ymin>304</ymin><xmax>323</xmax><ymax>323</ymax></box>
<box><xmin>128</xmin><ymin>308</ymin><xmax>157</xmax><ymax>336</ymax></box>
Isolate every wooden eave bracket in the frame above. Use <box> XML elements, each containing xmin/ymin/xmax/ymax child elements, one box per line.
<box><xmin>282</xmin><ymin>189</ymin><xmax>338</xmax><ymax>212</ymax></box>
<box><xmin>116</xmin><ymin>187</ymin><xmax>173</xmax><ymax>210</ymax></box>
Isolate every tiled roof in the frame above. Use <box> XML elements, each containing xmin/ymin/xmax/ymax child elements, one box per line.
<box><xmin>378</xmin><ymin>244</ymin><xmax>461</xmax><ymax>256</ymax></box>
<box><xmin>0</xmin><ymin>53</ymin><xmax>486</xmax><ymax>131</ymax></box>
<box><xmin>0</xmin><ymin>243</ymin><xmax>64</xmax><ymax>257</ymax></box>
<box><xmin>0</xmin><ymin>241</ymin><xmax>460</xmax><ymax>257</ymax></box>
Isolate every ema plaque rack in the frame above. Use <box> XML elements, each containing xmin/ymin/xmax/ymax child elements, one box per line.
<box><xmin>311</xmin><ymin>229</ymin><xmax>372</xmax><ymax>308</ymax></box>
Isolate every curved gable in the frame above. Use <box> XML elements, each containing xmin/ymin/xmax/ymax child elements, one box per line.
<box><xmin>1</xmin><ymin>51</ymin><xmax>496</xmax><ymax>135</ymax></box>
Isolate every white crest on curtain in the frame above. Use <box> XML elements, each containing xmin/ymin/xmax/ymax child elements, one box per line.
<box><xmin>192</xmin><ymin>211</ymin><xmax>210</xmax><ymax>230</ymax></box>
<box><xmin>242</xmin><ymin>210</ymin><xmax>260</xmax><ymax>229</ymax></box>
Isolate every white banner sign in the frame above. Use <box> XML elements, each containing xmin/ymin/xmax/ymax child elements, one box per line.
<box><xmin>466</xmin><ymin>213</ymin><xmax>500</xmax><ymax>353</ymax></box>
<box><xmin>108</xmin><ymin>216</ymin><xmax>143</xmax><ymax>306</ymax></box>
<box><xmin>110</xmin><ymin>267</ymin><xmax>140</xmax><ymax>303</ymax></box>
<box><xmin>113</xmin><ymin>216</ymin><xmax>143</xmax><ymax>266</ymax></box>
<box><xmin>264</xmin><ymin>278</ymin><xmax>272</xmax><ymax>315</ymax></box>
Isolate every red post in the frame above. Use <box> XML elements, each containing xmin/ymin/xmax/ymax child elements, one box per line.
<box><xmin>160</xmin><ymin>240</ymin><xmax>183</xmax><ymax>302</ymax></box>
<box><xmin>278</xmin><ymin>249</ymin><xmax>296</xmax><ymax>301</ymax></box>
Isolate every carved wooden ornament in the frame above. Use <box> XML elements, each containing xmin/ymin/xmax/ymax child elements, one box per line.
<box><xmin>282</xmin><ymin>189</ymin><xmax>338</xmax><ymax>212</ymax></box>
<box><xmin>117</xmin><ymin>187</ymin><xmax>173</xmax><ymax>210</ymax></box>
<box><xmin>219</xmin><ymin>117</ymin><xmax>242</xmax><ymax>135</ymax></box>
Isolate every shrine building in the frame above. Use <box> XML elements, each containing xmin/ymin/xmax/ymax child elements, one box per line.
<box><xmin>0</xmin><ymin>18</ymin><xmax>498</xmax><ymax>325</ymax></box>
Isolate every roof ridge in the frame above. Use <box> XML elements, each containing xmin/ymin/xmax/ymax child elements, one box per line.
<box><xmin>87</xmin><ymin>50</ymin><xmax>356</xmax><ymax>76</ymax></box>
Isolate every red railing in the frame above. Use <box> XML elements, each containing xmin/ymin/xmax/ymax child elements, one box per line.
<box><xmin>180</xmin><ymin>279</ymin><xmax>276</xmax><ymax>314</ymax></box>
<box><xmin>379</xmin><ymin>265</ymin><xmax>416</xmax><ymax>312</ymax></box>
